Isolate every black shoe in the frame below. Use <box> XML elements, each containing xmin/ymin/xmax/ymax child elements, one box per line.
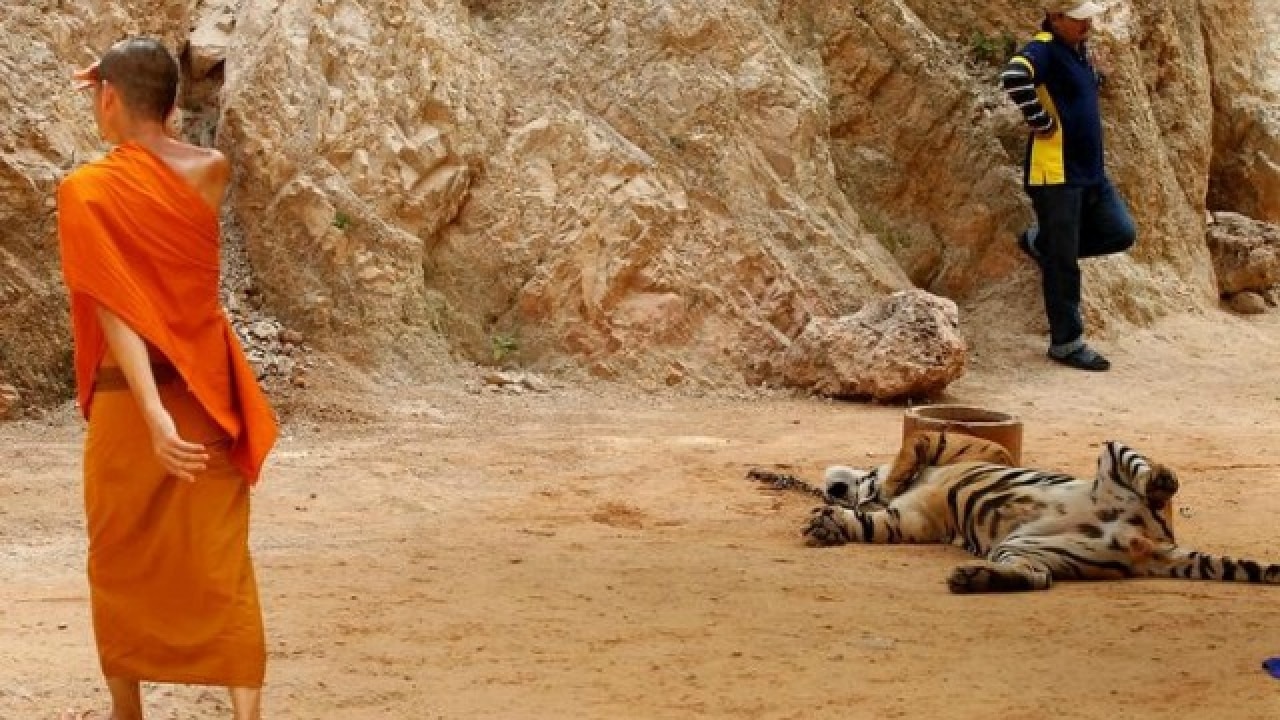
<box><xmin>1048</xmin><ymin>345</ymin><xmax>1110</xmax><ymax>372</ymax></box>
<box><xmin>1018</xmin><ymin>229</ymin><xmax>1043</xmax><ymax>266</ymax></box>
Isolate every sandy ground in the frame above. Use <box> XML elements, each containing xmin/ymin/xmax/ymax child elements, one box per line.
<box><xmin>3</xmin><ymin>311</ymin><xmax>1280</xmax><ymax>720</ymax></box>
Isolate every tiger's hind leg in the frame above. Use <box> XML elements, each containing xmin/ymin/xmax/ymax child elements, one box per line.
<box><xmin>880</xmin><ymin>431</ymin><xmax>1015</xmax><ymax>501</ymax></box>
<box><xmin>946</xmin><ymin>548</ymin><xmax>1053</xmax><ymax>593</ymax></box>
<box><xmin>877</xmin><ymin>432</ymin><xmax>937</xmax><ymax>500</ymax></box>
<box><xmin>802</xmin><ymin>504</ymin><xmax>940</xmax><ymax>547</ymax></box>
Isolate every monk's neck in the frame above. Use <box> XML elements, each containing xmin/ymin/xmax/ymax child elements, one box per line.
<box><xmin>108</xmin><ymin>121</ymin><xmax>173</xmax><ymax>153</ymax></box>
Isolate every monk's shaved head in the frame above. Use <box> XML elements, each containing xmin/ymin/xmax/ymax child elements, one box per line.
<box><xmin>97</xmin><ymin>37</ymin><xmax>180</xmax><ymax>121</ymax></box>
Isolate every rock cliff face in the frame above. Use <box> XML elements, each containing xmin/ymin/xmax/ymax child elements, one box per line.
<box><xmin>218</xmin><ymin>0</ymin><xmax>909</xmax><ymax>386</ymax></box>
<box><xmin>1203</xmin><ymin>0</ymin><xmax>1280</xmax><ymax>224</ymax></box>
<box><xmin>0</xmin><ymin>1</ymin><xmax>196</xmax><ymax>408</ymax></box>
<box><xmin>3</xmin><ymin>0</ymin><xmax>1279</xmax><ymax>408</ymax></box>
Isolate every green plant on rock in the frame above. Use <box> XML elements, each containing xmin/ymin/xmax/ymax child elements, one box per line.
<box><xmin>490</xmin><ymin>332</ymin><xmax>520</xmax><ymax>364</ymax></box>
<box><xmin>969</xmin><ymin>31</ymin><xmax>1018</xmax><ymax>68</ymax></box>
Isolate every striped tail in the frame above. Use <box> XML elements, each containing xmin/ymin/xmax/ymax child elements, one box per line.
<box><xmin>746</xmin><ymin>468</ymin><xmax>827</xmax><ymax>501</ymax></box>
<box><xmin>1151</xmin><ymin>548</ymin><xmax>1280</xmax><ymax>584</ymax></box>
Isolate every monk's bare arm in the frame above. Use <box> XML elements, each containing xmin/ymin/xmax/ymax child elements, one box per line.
<box><xmin>203</xmin><ymin>150</ymin><xmax>231</xmax><ymax>209</ymax></box>
<box><xmin>95</xmin><ymin>305</ymin><xmax>208</xmax><ymax>480</ymax></box>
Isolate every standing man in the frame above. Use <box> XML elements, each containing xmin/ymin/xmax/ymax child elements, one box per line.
<box><xmin>57</xmin><ymin>37</ymin><xmax>277</xmax><ymax>720</ymax></box>
<box><xmin>1001</xmin><ymin>1</ymin><xmax>1136</xmax><ymax>371</ymax></box>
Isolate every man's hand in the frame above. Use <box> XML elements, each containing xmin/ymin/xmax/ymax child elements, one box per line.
<box><xmin>1088</xmin><ymin>42</ymin><xmax>1113</xmax><ymax>82</ymax></box>
<box><xmin>1033</xmin><ymin>118</ymin><xmax>1058</xmax><ymax>137</ymax></box>
<box><xmin>146</xmin><ymin>409</ymin><xmax>209</xmax><ymax>481</ymax></box>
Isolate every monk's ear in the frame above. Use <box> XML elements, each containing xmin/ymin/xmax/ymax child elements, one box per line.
<box><xmin>98</xmin><ymin>81</ymin><xmax>123</xmax><ymax>115</ymax></box>
<box><xmin>165</xmin><ymin>107</ymin><xmax>183</xmax><ymax>139</ymax></box>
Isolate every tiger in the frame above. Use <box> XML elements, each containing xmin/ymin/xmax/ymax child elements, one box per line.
<box><xmin>803</xmin><ymin>440</ymin><xmax>1280</xmax><ymax>592</ymax></box>
<box><xmin>747</xmin><ymin>430</ymin><xmax>1014</xmax><ymax>510</ymax></box>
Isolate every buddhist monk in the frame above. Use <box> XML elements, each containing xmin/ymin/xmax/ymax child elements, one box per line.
<box><xmin>56</xmin><ymin>37</ymin><xmax>277</xmax><ymax>720</ymax></box>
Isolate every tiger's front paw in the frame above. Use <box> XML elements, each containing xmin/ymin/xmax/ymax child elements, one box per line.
<box><xmin>803</xmin><ymin>506</ymin><xmax>852</xmax><ymax>547</ymax></box>
<box><xmin>1145</xmin><ymin>464</ymin><xmax>1179</xmax><ymax>509</ymax></box>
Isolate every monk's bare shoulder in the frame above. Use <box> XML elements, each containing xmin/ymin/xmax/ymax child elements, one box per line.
<box><xmin>192</xmin><ymin>145</ymin><xmax>230</xmax><ymax>176</ymax></box>
<box><xmin>193</xmin><ymin>146</ymin><xmax>231</xmax><ymax>203</ymax></box>
<box><xmin>167</xmin><ymin>142</ymin><xmax>230</xmax><ymax>209</ymax></box>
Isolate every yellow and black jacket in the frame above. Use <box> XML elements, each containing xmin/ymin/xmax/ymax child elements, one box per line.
<box><xmin>1000</xmin><ymin>31</ymin><xmax>1106</xmax><ymax>187</ymax></box>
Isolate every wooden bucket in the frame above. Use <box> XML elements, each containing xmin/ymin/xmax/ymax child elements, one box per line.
<box><xmin>902</xmin><ymin>404</ymin><xmax>1023</xmax><ymax>465</ymax></box>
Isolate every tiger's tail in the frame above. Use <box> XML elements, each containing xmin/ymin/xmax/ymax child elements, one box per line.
<box><xmin>745</xmin><ymin>468</ymin><xmax>827</xmax><ymax>501</ymax></box>
<box><xmin>1147</xmin><ymin>547</ymin><xmax>1280</xmax><ymax>584</ymax></box>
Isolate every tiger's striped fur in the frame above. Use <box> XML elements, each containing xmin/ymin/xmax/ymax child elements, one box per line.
<box><xmin>748</xmin><ymin>431</ymin><xmax>1014</xmax><ymax>511</ymax></box>
<box><xmin>803</xmin><ymin>441</ymin><xmax>1280</xmax><ymax>593</ymax></box>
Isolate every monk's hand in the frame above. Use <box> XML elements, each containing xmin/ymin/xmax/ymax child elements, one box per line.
<box><xmin>146</xmin><ymin>410</ymin><xmax>209</xmax><ymax>481</ymax></box>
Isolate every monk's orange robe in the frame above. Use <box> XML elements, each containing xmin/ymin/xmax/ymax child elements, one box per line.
<box><xmin>57</xmin><ymin>142</ymin><xmax>277</xmax><ymax>687</ymax></box>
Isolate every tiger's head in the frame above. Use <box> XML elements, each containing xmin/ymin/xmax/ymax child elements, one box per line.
<box><xmin>822</xmin><ymin>463</ymin><xmax>888</xmax><ymax>510</ymax></box>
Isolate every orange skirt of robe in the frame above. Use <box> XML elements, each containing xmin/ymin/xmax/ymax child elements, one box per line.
<box><xmin>85</xmin><ymin>377</ymin><xmax>265</xmax><ymax>687</ymax></box>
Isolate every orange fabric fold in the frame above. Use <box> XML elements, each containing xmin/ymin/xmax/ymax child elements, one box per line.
<box><xmin>57</xmin><ymin>142</ymin><xmax>276</xmax><ymax>483</ymax></box>
<box><xmin>85</xmin><ymin>382</ymin><xmax>265</xmax><ymax>686</ymax></box>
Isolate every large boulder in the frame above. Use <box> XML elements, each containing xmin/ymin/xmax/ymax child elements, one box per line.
<box><xmin>1206</xmin><ymin>212</ymin><xmax>1280</xmax><ymax>297</ymax></box>
<box><xmin>780</xmin><ymin>289</ymin><xmax>966</xmax><ymax>401</ymax></box>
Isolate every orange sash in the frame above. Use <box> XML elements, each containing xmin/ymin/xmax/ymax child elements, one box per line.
<box><xmin>57</xmin><ymin>143</ymin><xmax>276</xmax><ymax>483</ymax></box>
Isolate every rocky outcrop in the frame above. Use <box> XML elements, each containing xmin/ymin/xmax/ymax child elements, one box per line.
<box><xmin>780</xmin><ymin>289</ymin><xmax>965</xmax><ymax>401</ymax></box>
<box><xmin>1207</xmin><ymin>212</ymin><xmax>1280</xmax><ymax>312</ymax></box>
<box><xmin>3</xmin><ymin>1</ymin><xmax>1280</xmax><ymax>409</ymax></box>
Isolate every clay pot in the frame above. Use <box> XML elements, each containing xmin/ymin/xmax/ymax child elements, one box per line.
<box><xmin>902</xmin><ymin>404</ymin><xmax>1023</xmax><ymax>465</ymax></box>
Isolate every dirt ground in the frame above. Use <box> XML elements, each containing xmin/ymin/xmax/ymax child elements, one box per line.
<box><xmin>3</xmin><ymin>311</ymin><xmax>1280</xmax><ymax>720</ymax></box>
